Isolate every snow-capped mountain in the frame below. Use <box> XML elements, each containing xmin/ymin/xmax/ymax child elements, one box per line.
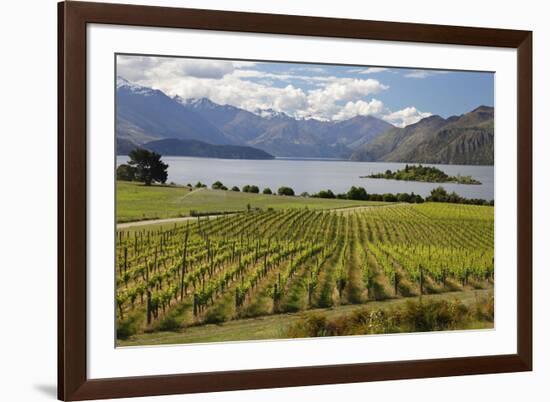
<box><xmin>116</xmin><ymin>77</ymin><xmax>394</xmax><ymax>158</ymax></box>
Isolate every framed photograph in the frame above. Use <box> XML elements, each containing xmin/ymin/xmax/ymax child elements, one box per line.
<box><xmin>58</xmin><ymin>1</ymin><xmax>532</xmax><ymax>400</ymax></box>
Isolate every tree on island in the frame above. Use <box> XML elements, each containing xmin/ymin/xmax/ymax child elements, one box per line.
<box><xmin>126</xmin><ymin>148</ymin><xmax>168</xmax><ymax>186</ymax></box>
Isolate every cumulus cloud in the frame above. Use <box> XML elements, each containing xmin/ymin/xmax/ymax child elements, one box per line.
<box><xmin>332</xmin><ymin>99</ymin><xmax>386</xmax><ymax>121</ymax></box>
<box><xmin>403</xmin><ymin>69</ymin><xmax>449</xmax><ymax>79</ymax></box>
<box><xmin>382</xmin><ymin>107</ymin><xmax>432</xmax><ymax>127</ymax></box>
<box><xmin>117</xmin><ymin>55</ymin><xmax>238</xmax><ymax>82</ymax></box>
<box><xmin>305</xmin><ymin>78</ymin><xmax>389</xmax><ymax>119</ymax></box>
<box><xmin>348</xmin><ymin>67</ymin><xmax>389</xmax><ymax>74</ymax></box>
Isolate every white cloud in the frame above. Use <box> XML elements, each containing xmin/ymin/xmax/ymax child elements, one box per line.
<box><xmin>382</xmin><ymin>107</ymin><xmax>432</xmax><ymax>127</ymax></box>
<box><xmin>348</xmin><ymin>67</ymin><xmax>389</xmax><ymax>74</ymax></box>
<box><xmin>117</xmin><ymin>55</ymin><xmax>239</xmax><ymax>81</ymax></box>
<box><xmin>403</xmin><ymin>69</ymin><xmax>450</xmax><ymax>79</ymax></box>
<box><xmin>117</xmin><ymin>56</ymin><xmax>434</xmax><ymax>126</ymax></box>
<box><xmin>305</xmin><ymin>78</ymin><xmax>389</xmax><ymax>119</ymax></box>
<box><xmin>332</xmin><ymin>99</ymin><xmax>386</xmax><ymax>121</ymax></box>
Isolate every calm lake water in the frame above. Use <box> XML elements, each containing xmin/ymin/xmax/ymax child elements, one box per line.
<box><xmin>117</xmin><ymin>156</ymin><xmax>494</xmax><ymax>200</ymax></box>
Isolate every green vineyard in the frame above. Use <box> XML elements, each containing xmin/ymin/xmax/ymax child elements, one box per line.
<box><xmin>115</xmin><ymin>203</ymin><xmax>494</xmax><ymax>340</ymax></box>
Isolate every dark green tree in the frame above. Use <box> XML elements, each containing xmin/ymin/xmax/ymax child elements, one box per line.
<box><xmin>212</xmin><ymin>181</ymin><xmax>225</xmax><ymax>190</ymax></box>
<box><xmin>263</xmin><ymin>188</ymin><xmax>273</xmax><ymax>195</ymax></box>
<box><xmin>116</xmin><ymin>164</ymin><xmax>137</xmax><ymax>181</ymax></box>
<box><xmin>347</xmin><ymin>186</ymin><xmax>368</xmax><ymax>200</ymax></box>
<box><xmin>128</xmin><ymin>148</ymin><xmax>168</xmax><ymax>186</ymax></box>
<box><xmin>277</xmin><ymin>186</ymin><xmax>295</xmax><ymax>196</ymax></box>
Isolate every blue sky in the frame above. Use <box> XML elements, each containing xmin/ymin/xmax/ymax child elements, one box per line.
<box><xmin>117</xmin><ymin>55</ymin><xmax>493</xmax><ymax>127</ymax></box>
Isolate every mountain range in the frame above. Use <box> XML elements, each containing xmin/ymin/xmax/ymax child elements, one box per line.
<box><xmin>350</xmin><ymin>105</ymin><xmax>494</xmax><ymax>165</ymax></box>
<box><xmin>116</xmin><ymin>76</ymin><xmax>494</xmax><ymax>165</ymax></box>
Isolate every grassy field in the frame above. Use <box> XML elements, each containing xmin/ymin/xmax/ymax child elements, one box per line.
<box><xmin>118</xmin><ymin>289</ymin><xmax>493</xmax><ymax>346</ymax></box>
<box><xmin>116</xmin><ymin>181</ymin><xmax>387</xmax><ymax>223</ymax></box>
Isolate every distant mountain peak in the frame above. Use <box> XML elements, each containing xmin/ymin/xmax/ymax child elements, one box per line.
<box><xmin>253</xmin><ymin>107</ymin><xmax>292</xmax><ymax>120</ymax></box>
<box><xmin>471</xmin><ymin>105</ymin><xmax>494</xmax><ymax>113</ymax></box>
<box><xmin>116</xmin><ymin>76</ymin><xmax>155</xmax><ymax>96</ymax></box>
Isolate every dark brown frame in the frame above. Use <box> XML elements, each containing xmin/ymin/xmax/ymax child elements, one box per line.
<box><xmin>58</xmin><ymin>1</ymin><xmax>532</xmax><ymax>400</ymax></box>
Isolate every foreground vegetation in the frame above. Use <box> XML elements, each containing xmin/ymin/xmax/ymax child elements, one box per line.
<box><xmin>286</xmin><ymin>294</ymin><xmax>493</xmax><ymax>338</ymax></box>
<box><xmin>365</xmin><ymin>164</ymin><xmax>482</xmax><ymax>185</ymax></box>
<box><xmin>115</xmin><ymin>202</ymin><xmax>494</xmax><ymax>344</ymax></box>
<box><xmin>119</xmin><ymin>289</ymin><xmax>492</xmax><ymax>345</ymax></box>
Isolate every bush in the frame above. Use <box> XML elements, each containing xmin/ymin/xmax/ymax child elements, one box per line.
<box><xmin>211</xmin><ymin>180</ymin><xmax>225</xmax><ymax>190</ymax></box>
<box><xmin>347</xmin><ymin>186</ymin><xmax>368</xmax><ymax>200</ymax></box>
<box><xmin>231</xmin><ymin>186</ymin><xmax>240</xmax><ymax>192</ymax></box>
<box><xmin>116</xmin><ymin>164</ymin><xmax>137</xmax><ymax>181</ymax></box>
<box><xmin>316</xmin><ymin>189</ymin><xmax>335</xmax><ymax>199</ymax></box>
<box><xmin>285</xmin><ymin>298</ymin><xmax>490</xmax><ymax>339</ymax></box>
<box><xmin>382</xmin><ymin>193</ymin><xmax>398</xmax><ymax>202</ymax></box>
<box><xmin>116</xmin><ymin>315</ymin><xmax>139</xmax><ymax>340</ymax></box>
<box><xmin>263</xmin><ymin>188</ymin><xmax>273</xmax><ymax>195</ymax></box>
<box><xmin>243</xmin><ymin>185</ymin><xmax>259</xmax><ymax>193</ymax></box>
<box><xmin>277</xmin><ymin>186</ymin><xmax>295</xmax><ymax>196</ymax></box>
<box><xmin>157</xmin><ymin>315</ymin><xmax>181</xmax><ymax>331</ymax></box>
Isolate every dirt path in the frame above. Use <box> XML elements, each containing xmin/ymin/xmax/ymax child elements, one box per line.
<box><xmin>117</xmin><ymin>213</ymin><xmax>231</xmax><ymax>229</ymax></box>
<box><xmin>329</xmin><ymin>203</ymin><xmax>404</xmax><ymax>213</ymax></box>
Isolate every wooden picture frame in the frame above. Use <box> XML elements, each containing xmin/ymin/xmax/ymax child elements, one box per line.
<box><xmin>58</xmin><ymin>1</ymin><xmax>532</xmax><ymax>400</ymax></box>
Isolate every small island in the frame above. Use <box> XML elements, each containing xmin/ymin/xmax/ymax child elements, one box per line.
<box><xmin>362</xmin><ymin>164</ymin><xmax>482</xmax><ymax>185</ymax></box>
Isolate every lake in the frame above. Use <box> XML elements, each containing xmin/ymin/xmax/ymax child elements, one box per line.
<box><xmin>117</xmin><ymin>156</ymin><xmax>494</xmax><ymax>200</ymax></box>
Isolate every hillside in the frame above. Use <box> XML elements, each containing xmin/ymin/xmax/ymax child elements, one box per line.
<box><xmin>116</xmin><ymin>77</ymin><xmax>230</xmax><ymax>145</ymax></box>
<box><xmin>142</xmin><ymin>138</ymin><xmax>274</xmax><ymax>160</ymax></box>
<box><xmin>351</xmin><ymin>106</ymin><xmax>494</xmax><ymax>165</ymax></box>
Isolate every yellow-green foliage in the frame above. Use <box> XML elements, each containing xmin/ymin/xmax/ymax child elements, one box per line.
<box><xmin>115</xmin><ymin>202</ymin><xmax>494</xmax><ymax>339</ymax></box>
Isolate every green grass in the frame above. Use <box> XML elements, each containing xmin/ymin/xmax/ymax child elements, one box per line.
<box><xmin>116</xmin><ymin>181</ymin><xmax>387</xmax><ymax>223</ymax></box>
<box><xmin>117</xmin><ymin>289</ymin><xmax>492</xmax><ymax>347</ymax></box>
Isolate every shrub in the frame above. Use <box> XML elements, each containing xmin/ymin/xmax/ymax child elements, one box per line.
<box><xmin>243</xmin><ymin>185</ymin><xmax>259</xmax><ymax>193</ymax></box>
<box><xmin>231</xmin><ymin>186</ymin><xmax>240</xmax><ymax>192</ymax></box>
<box><xmin>263</xmin><ymin>188</ymin><xmax>273</xmax><ymax>195</ymax></box>
<box><xmin>157</xmin><ymin>315</ymin><xmax>181</xmax><ymax>331</ymax></box>
<box><xmin>211</xmin><ymin>181</ymin><xmax>225</xmax><ymax>190</ymax></box>
<box><xmin>116</xmin><ymin>164</ymin><xmax>137</xmax><ymax>181</ymax></box>
<box><xmin>116</xmin><ymin>315</ymin><xmax>139</xmax><ymax>340</ymax></box>
<box><xmin>277</xmin><ymin>186</ymin><xmax>295</xmax><ymax>196</ymax></box>
<box><xmin>317</xmin><ymin>189</ymin><xmax>335</xmax><ymax>199</ymax></box>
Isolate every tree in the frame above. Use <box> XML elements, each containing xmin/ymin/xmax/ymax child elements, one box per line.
<box><xmin>347</xmin><ymin>186</ymin><xmax>368</xmax><ymax>200</ymax></box>
<box><xmin>116</xmin><ymin>164</ymin><xmax>137</xmax><ymax>181</ymax></box>
<box><xmin>382</xmin><ymin>193</ymin><xmax>397</xmax><ymax>202</ymax></box>
<box><xmin>427</xmin><ymin>186</ymin><xmax>449</xmax><ymax>202</ymax></box>
<box><xmin>397</xmin><ymin>193</ymin><xmax>411</xmax><ymax>203</ymax></box>
<box><xmin>243</xmin><ymin>185</ymin><xmax>259</xmax><ymax>193</ymax></box>
<box><xmin>317</xmin><ymin>189</ymin><xmax>335</xmax><ymax>199</ymax></box>
<box><xmin>128</xmin><ymin>148</ymin><xmax>168</xmax><ymax>186</ymax></box>
<box><xmin>277</xmin><ymin>186</ymin><xmax>295</xmax><ymax>196</ymax></box>
<box><xmin>231</xmin><ymin>186</ymin><xmax>240</xmax><ymax>192</ymax></box>
<box><xmin>212</xmin><ymin>181</ymin><xmax>225</xmax><ymax>190</ymax></box>
<box><xmin>263</xmin><ymin>188</ymin><xmax>273</xmax><ymax>195</ymax></box>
